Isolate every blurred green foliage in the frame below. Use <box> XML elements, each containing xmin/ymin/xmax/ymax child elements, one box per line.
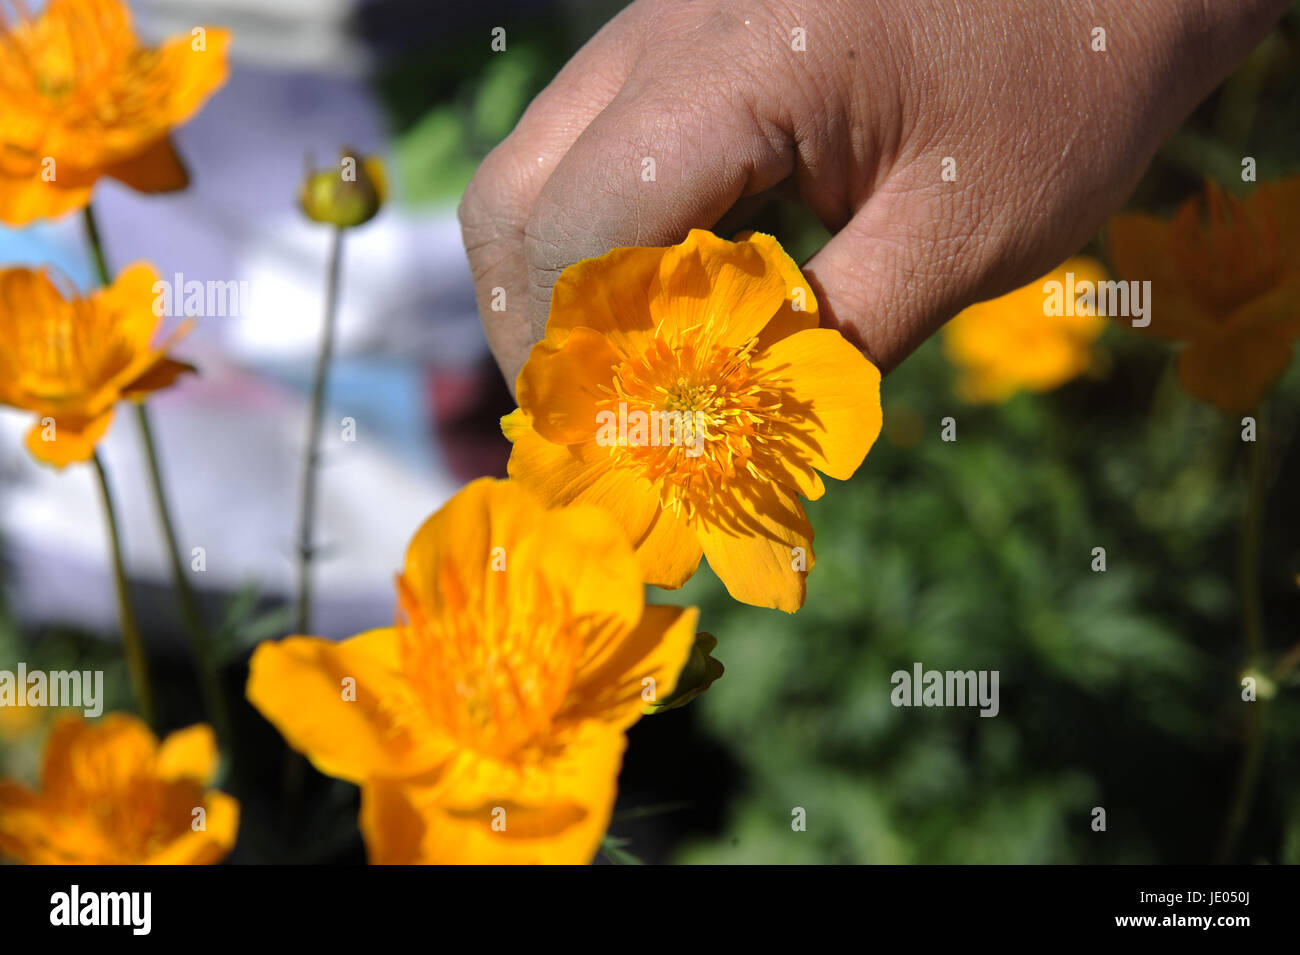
<box><xmin>376</xmin><ymin>14</ymin><xmax>596</xmax><ymax>205</ymax></box>
<box><xmin>662</xmin><ymin>331</ymin><xmax>1300</xmax><ymax>864</ymax></box>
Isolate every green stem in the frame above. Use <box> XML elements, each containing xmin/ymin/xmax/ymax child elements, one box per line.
<box><xmin>1239</xmin><ymin>413</ymin><xmax>1265</xmax><ymax>664</ymax></box>
<box><xmin>1273</xmin><ymin>639</ymin><xmax>1300</xmax><ymax>684</ymax></box>
<box><xmin>135</xmin><ymin>403</ymin><xmax>235</xmax><ymax>754</ymax></box>
<box><xmin>1217</xmin><ymin>411</ymin><xmax>1269</xmax><ymax>863</ymax></box>
<box><xmin>92</xmin><ymin>451</ymin><xmax>156</xmax><ymax>728</ymax></box>
<box><xmin>82</xmin><ymin>204</ymin><xmax>111</xmax><ymax>287</ymax></box>
<box><xmin>1216</xmin><ymin>701</ymin><xmax>1267</xmax><ymax>864</ymax></box>
<box><xmin>295</xmin><ymin>226</ymin><xmax>345</xmax><ymax>637</ymax></box>
<box><xmin>83</xmin><ymin>203</ymin><xmax>234</xmax><ymax>757</ymax></box>
<box><xmin>282</xmin><ymin>227</ymin><xmax>345</xmax><ymax>829</ymax></box>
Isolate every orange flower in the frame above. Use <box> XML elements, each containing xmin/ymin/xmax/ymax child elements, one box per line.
<box><xmin>0</xmin><ymin>263</ymin><xmax>193</xmax><ymax>468</ymax></box>
<box><xmin>942</xmin><ymin>258</ymin><xmax>1109</xmax><ymax>403</ymax></box>
<box><xmin>0</xmin><ymin>0</ymin><xmax>230</xmax><ymax>225</ymax></box>
<box><xmin>0</xmin><ymin>714</ymin><xmax>239</xmax><ymax>864</ymax></box>
<box><xmin>503</xmin><ymin>230</ymin><xmax>882</xmax><ymax>613</ymax></box>
<box><xmin>0</xmin><ymin>697</ymin><xmax>45</xmax><ymax>741</ymax></box>
<box><xmin>1108</xmin><ymin>178</ymin><xmax>1300</xmax><ymax>412</ymax></box>
<box><xmin>247</xmin><ymin>478</ymin><xmax>698</xmax><ymax>865</ymax></box>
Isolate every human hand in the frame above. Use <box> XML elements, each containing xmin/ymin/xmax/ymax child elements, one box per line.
<box><xmin>459</xmin><ymin>0</ymin><xmax>1289</xmax><ymax>390</ymax></box>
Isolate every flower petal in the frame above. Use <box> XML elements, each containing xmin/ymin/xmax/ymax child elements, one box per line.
<box><xmin>629</xmin><ymin>501</ymin><xmax>703</xmax><ymax>588</ymax></box>
<box><xmin>526</xmin><ymin>505</ymin><xmax>646</xmax><ymax>629</ymax></box>
<box><xmin>563</xmin><ymin>603</ymin><xmax>699</xmax><ymax>730</ymax></box>
<box><xmin>743</xmin><ymin>231</ymin><xmax>820</xmax><ymax>351</ymax></box>
<box><xmin>1227</xmin><ymin>278</ymin><xmax>1300</xmax><ymax>339</ymax></box>
<box><xmin>156</xmin><ymin>724</ymin><xmax>218</xmax><ymax>784</ymax></box>
<box><xmin>698</xmin><ymin>481</ymin><xmax>814</xmax><ymax>613</ymax></box>
<box><xmin>361</xmin><ymin>726</ymin><xmax>625</xmax><ymax>864</ymax></box>
<box><xmin>104</xmin><ymin>137</ymin><xmax>190</xmax><ymax>194</ymax></box>
<box><xmin>401</xmin><ymin>478</ymin><xmax>531</xmax><ymax>617</ymax></box>
<box><xmin>1107</xmin><ymin>213</ymin><xmax>1215</xmax><ymax>340</ymax></box>
<box><xmin>93</xmin><ymin>262</ymin><xmax>165</xmax><ymax>352</ymax></box>
<box><xmin>0</xmin><ymin>781</ymin><xmax>50</xmax><ymax>864</ymax></box>
<box><xmin>649</xmin><ymin>229</ymin><xmax>788</xmax><ymax>347</ymax></box>
<box><xmin>145</xmin><ymin>790</ymin><xmax>239</xmax><ymax>865</ymax></box>
<box><xmin>1255</xmin><ymin>177</ymin><xmax>1300</xmax><ymax>270</ymax></box>
<box><xmin>40</xmin><ymin>714</ymin><xmax>155</xmax><ymax>799</ymax></box>
<box><xmin>402</xmin><ymin>478</ymin><xmax>646</xmax><ymax>640</ymax></box>
<box><xmin>515</xmin><ymin>327</ymin><xmax>622</xmax><ymax>444</ymax></box>
<box><xmin>38</xmin><ymin>5</ymin><xmax>228</xmax><ymax>167</ymax></box>
<box><xmin>751</xmin><ymin>327</ymin><xmax>882</xmax><ymax>482</ymax></box>
<box><xmin>942</xmin><ymin>258</ymin><xmax>1109</xmax><ymax>403</ymax></box>
<box><xmin>24</xmin><ymin>409</ymin><xmax>114</xmax><ymax>469</ymax></box>
<box><xmin>544</xmin><ymin>245</ymin><xmax>667</xmax><ymax>355</ymax></box>
<box><xmin>1177</xmin><ymin>329</ymin><xmax>1292</xmax><ymax>414</ymax></box>
<box><xmin>145</xmin><ymin>29</ymin><xmax>233</xmax><ymax>130</ymax></box>
<box><xmin>122</xmin><ymin>358</ymin><xmax>197</xmax><ymax>400</ymax></box>
<box><xmin>358</xmin><ymin>779</ymin><xmax>429</xmax><ymax>864</ymax></box>
<box><xmin>0</xmin><ymin>268</ymin><xmax>74</xmax><ymax>382</ymax></box>
<box><xmin>246</xmin><ymin>629</ymin><xmax>449</xmax><ymax>784</ymax></box>
<box><xmin>505</xmin><ymin>424</ymin><xmax>700</xmax><ymax>587</ymax></box>
<box><xmin>0</xmin><ymin>175</ymin><xmax>92</xmax><ymax>226</ymax></box>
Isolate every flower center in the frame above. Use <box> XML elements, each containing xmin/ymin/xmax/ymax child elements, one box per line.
<box><xmin>397</xmin><ymin>564</ymin><xmax>581</xmax><ymax>760</ymax></box>
<box><xmin>596</xmin><ymin>333</ymin><xmax>783</xmax><ymax>520</ymax></box>
<box><xmin>2</xmin><ymin>295</ymin><xmax>126</xmax><ymax>403</ymax></box>
<box><xmin>1</xmin><ymin>5</ymin><xmax>159</xmax><ymax>130</ymax></box>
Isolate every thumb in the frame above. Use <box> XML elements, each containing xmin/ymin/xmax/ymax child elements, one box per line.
<box><xmin>520</xmin><ymin>79</ymin><xmax>793</xmax><ymax>367</ymax></box>
<box><xmin>800</xmin><ymin>184</ymin><xmax>991</xmax><ymax>374</ymax></box>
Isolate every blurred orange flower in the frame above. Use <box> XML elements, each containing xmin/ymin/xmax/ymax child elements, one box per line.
<box><xmin>0</xmin><ymin>0</ymin><xmax>230</xmax><ymax>225</ymax></box>
<box><xmin>0</xmin><ymin>263</ymin><xmax>193</xmax><ymax>468</ymax></box>
<box><xmin>0</xmin><ymin>714</ymin><xmax>238</xmax><ymax>864</ymax></box>
<box><xmin>0</xmin><ymin>698</ymin><xmax>46</xmax><ymax>741</ymax></box>
<box><xmin>247</xmin><ymin>478</ymin><xmax>697</xmax><ymax>865</ymax></box>
<box><xmin>503</xmin><ymin>229</ymin><xmax>882</xmax><ymax>613</ymax></box>
<box><xmin>942</xmin><ymin>258</ymin><xmax>1109</xmax><ymax>403</ymax></box>
<box><xmin>1108</xmin><ymin>178</ymin><xmax>1300</xmax><ymax>412</ymax></box>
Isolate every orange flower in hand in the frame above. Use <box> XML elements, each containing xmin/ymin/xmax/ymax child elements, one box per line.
<box><xmin>942</xmin><ymin>258</ymin><xmax>1109</xmax><ymax>403</ymax></box>
<box><xmin>247</xmin><ymin>478</ymin><xmax>698</xmax><ymax>865</ymax></box>
<box><xmin>0</xmin><ymin>263</ymin><xmax>194</xmax><ymax>468</ymax></box>
<box><xmin>0</xmin><ymin>714</ymin><xmax>239</xmax><ymax>864</ymax></box>
<box><xmin>0</xmin><ymin>0</ymin><xmax>230</xmax><ymax>225</ymax></box>
<box><xmin>1108</xmin><ymin>178</ymin><xmax>1300</xmax><ymax>413</ymax></box>
<box><xmin>503</xmin><ymin>230</ymin><xmax>882</xmax><ymax>613</ymax></box>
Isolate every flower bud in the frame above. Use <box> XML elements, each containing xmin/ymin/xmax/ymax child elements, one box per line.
<box><xmin>646</xmin><ymin>632</ymin><xmax>724</xmax><ymax>713</ymax></box>
<box><xmin>299</xmin><ymin>148</ymin><xmax>386</xmax><ymax>228</ymax></box>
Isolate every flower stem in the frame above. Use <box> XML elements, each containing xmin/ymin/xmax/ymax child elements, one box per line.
<box><xmin>1216</xmin><ymin>410</ymin><xmax>1269</xmax><ymax>863</ymax></box>
<box><xmin>295</xmin><ymin>226</ymin><xmax>345</xmax><ymax>637</ymax></box>
<box><xmin>1272</xmin><ymin>638</ymin><xmax>1300</xmax><ymax>684</ymax></box>
<box><xmin>92</xmin><ymin>451</ymin><xmax>156</xmax><ymax>728</ymax></box>
<box><xmin>1216</xmin><ymin>701</ymin><xmax>1268</xmax><ymax>864</ymax></box>
<box><xmin>135</xmin><ymin>403</ymin><xmax>235</xmax><ymax>754</ymax></box>
<box><xmin>82</xmin><ymin>204</ymin><xmax>112</xmax><ymax>288</ymax></box>
<box><xmin>1238</xmin><ymin>417</ymin><xmax>1265</xmax><ymax>663</ymax></box>
<box><xmin>83</xmin><ymin>203</ymin><xmax>233</xmax><ymax>754</ymax></box>
<box><xmin>281</xmin><ymin>226</ymin><xmax>345</xmax><ymax>831</ymax></box>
